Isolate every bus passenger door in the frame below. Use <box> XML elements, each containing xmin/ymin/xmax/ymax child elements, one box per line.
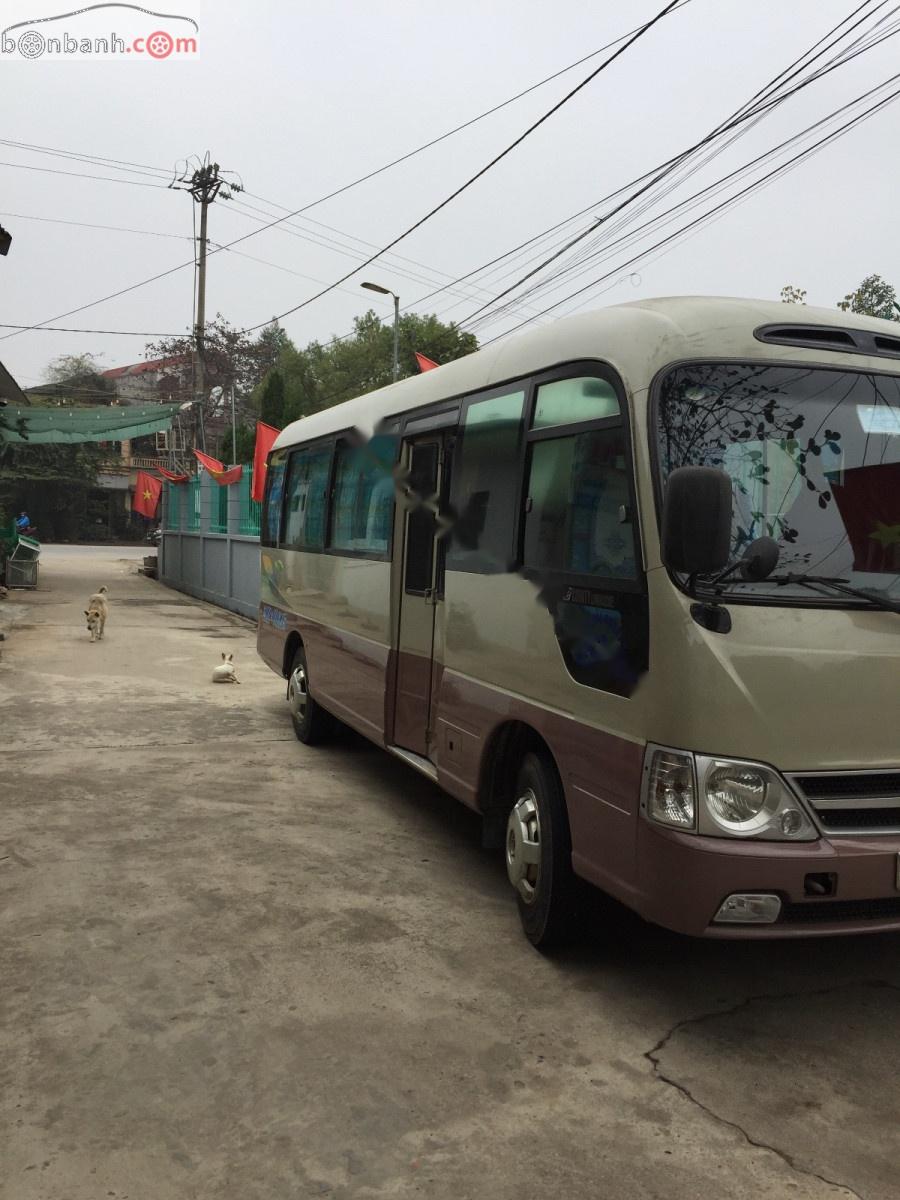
<box><xmin>393</xmin><ymin>436</ymin><xmax>442</xmax><ymax>758</ymax></box>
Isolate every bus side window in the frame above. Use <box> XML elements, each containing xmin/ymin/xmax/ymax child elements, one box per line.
<box><xmin>405</xmin><ymin>441</ymin><xmax>439</xmax><ymax>593</ymax></box>
<box><xmin>446</xmin><ymin>389</ymin><xmax>525</xmax><ymax>574</ymax></box>
<box><xmin>523</xmin><ymin>427</ymin><xmax>637</xmax><ymax>581</ymax></box>
<box><xmin>261</xmin><ymin>449</ymin><xmax>289</xmax><ymax>547</ymax></box>
<box><xmin>283</xmin><ymin>444</ymin><xmax>332</xmax><ymax>550</ymax></box>
<box><xmin>331</xmin><ymin>440</ymin><xmax>395</xmax><ymax>557</ymax></box>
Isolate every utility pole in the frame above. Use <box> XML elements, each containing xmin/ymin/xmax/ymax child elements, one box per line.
<box><xmin>171</xmin><ymin>154</ymin><xmax>241</xmax><ymax>454</ymax></box>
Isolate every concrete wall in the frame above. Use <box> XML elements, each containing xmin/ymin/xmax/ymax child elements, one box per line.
<box><xmin>159</xmin><ymin>474</ymin><xmax>260</xmax><ymax>620</ymax></box>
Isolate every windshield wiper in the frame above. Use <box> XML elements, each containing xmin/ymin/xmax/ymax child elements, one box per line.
<box><xmin>765</xmin><ymin>573</ymin><xmax>900</xmax><ymax>614</ymax></box>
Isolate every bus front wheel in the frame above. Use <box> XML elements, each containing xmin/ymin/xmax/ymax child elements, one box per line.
<box><xmin>505</xmin><ymin>751</ymin><xmax>575</xmax><ymax>950</ymax></box>
<box><xmin>287</xmin><ymin>646</ymin><xmax>335</xmax><ymax>745</ymax></box>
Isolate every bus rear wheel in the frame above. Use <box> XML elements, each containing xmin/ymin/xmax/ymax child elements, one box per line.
<box><xmin>287</xmin><ymin>646</ymin><xmax>335</xmax><ymax>745</ymax></box>
<box><xmin>505</xmin><ymin>751</ymin><xmax>575</xmax><ymax>950</ymax></box>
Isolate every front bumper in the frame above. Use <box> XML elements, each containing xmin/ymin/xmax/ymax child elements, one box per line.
<box><xmin>635</xmin><ymin>821</ymin><xmax>900</xmax><ymax>938</ymax></box>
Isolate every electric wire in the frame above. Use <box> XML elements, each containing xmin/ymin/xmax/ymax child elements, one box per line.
<box><xmin>479</xmin><ymin>80</ymin><xmax>900</xmax><ymax>345</ymax></box>
<box><xmin>459</xmin><ymin>1</ymin><xmax>900</xmax><ymax>326</ymax></box>
<box><xmin>236</xmin><ymin>0</ymin><xmax>686</xmax><ymax>334</ymax></box>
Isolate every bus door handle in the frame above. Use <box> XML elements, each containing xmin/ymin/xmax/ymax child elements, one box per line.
<box><xmin>423</xmin><ymin>587</ymin><xmax>435</xmax><ymax>605</ymax></box>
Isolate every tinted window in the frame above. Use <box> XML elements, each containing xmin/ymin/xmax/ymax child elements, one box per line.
<box><xmin>331</xmin><ymin>441</ymin><xmax>394</xmax><ymax>556</ymax></box>
<box><xmin>532</xmin><ymin>376</ymin><xmax>620</xmax><ymax>428</ymax></box>
<box><xmin>284</xmin><ymin>445</ymin><xmax>331</xmax><ymax>550</ymax></box>
<box><xmin>262</xmin><ymin>449</ymin><xmax>288</xmax><ymax>546</ymax></box>
<box><xmin>524</xmin><ymin>428</ymin><xmax>637</xmax><ymax>579</ymax></box>
<box><xmin>447</xmin><ymin>389</ymin><xmax>524</xmax><ymax>573</ymax></box>
<box><xmin>405</xmin><ymin>441</ymin><xmax>439</xmax><ymax>593</ymax></box>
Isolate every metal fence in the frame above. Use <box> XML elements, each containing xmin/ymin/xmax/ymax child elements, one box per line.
<box><xmin>159</xmin><ymin>468</ymin><xmax>261</xmax><ymax>620</ymax></box>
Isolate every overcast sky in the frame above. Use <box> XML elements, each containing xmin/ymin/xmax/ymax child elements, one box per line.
<box><xmin>1</xmin><ymin>0</ymin><xmax>898</xmax><ymax>387</ymax></box>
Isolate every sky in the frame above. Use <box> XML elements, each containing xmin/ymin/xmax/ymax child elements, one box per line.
<box><xmin>1</xmin><ymin>0</ymin><xmax>899</xmax><ymax>388</ymax></box>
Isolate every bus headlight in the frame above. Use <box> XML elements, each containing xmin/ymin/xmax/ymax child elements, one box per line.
<box><xmin>697</xmin><ymin>757</ymin><xmax>816</xmax><ymax>841</ymax></box>
<box><xmin>707</xmin><ymin>764</ymin><xmax>768</xmax><ymax>823</ymax></box>
<box><xmin>642</xmin><ymin>748</ymin><xmax>817</xmax><ymax>841</ymax></box>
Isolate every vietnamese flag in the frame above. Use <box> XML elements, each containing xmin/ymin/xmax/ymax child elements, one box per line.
<box><xmin>158</xmin><ymin>466</ymin><xmax>189</xmax><ymax>483</ymax></box>
<box><xmin>133</xmin><ymin>470</ymin><xmax>162</xmax><ymax>519</ymax></box>
<box><xmin>193</xmin><ymin>449</ymin><xmax>243</xmax><ymax>486</ymax></box>
<box><xmin>832</xmin><ymin>462</ymin><xmax>900</xmax><ymax>573</ymax></box>
<box><xmin>252</xmin><ymin>421</ymin><xmax>280</xmax><ymax>502</ymax></box>
<box><xmin>414</xmin><ymin>352</ymin><xmax>439</xmax><ymax>372</ymax></box>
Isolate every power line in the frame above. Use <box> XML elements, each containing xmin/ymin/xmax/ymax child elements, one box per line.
<box><xmin>0</xmin><ymin>211</ymin><xmax>191</xmax><ymax>240</ymax></box>
<box><xmin>0</xmin><ymin>4</ymin><xmax>695</xmax><ymax>216</ymax></box>
<box><xmin>481</xmin><ymin>80</ymin><xmax>900</xmax><ymax>345</ymax></box>
<box><xmin>237</xmin><ymin>0</ymin><xmax>687</xmax><ymax>334</ymax></box>
<box><xmin>0</xmin><ymin>256</ymin><xmax>197</xmax><ymax>342</ymax></box>
<box><xmin>288</xmin><ymin>2</ymin><xmax>900</xmax><ymax>345</ymax></box>
<box><xmin>467</xmin><ymin>71</ymin><xmax>900</xmax><ymax>333</ymax></box>
<box><xmin>0</xmin><ymin>138</ymin><xmax>173</xmax><ymax>182</ymax></box>
<box><xmin>460</xmin><ymin>1</ymin><xmax>900</xmax><ymax>326</ymax></box>
<box><xmin>0</xmin><ymin>159</ymin><xmax>168</xmax><ymax>187</ymax></box>
<box><xmin>0</xmin><ymin>323</ymin><xmax>188</xmax><ymax>336</ymax></box>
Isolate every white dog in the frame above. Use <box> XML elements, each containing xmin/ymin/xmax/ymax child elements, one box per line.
<box><xmin>84</xmin><ymin>586</ymin><xmax>109</xmax><ymax>642</ymax></box>
<box><xmin>212</xmin><ymin>652</ymin><xmax>240</xmax><ymax>683</ymax></box>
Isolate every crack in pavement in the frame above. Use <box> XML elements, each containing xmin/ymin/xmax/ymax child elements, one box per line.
<box><xmin>643</xmin><ymin>979</ymin><xmax>900</xmax><ymax>1200</ymax></box>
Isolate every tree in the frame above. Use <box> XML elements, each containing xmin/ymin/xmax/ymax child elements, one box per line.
<box><xmin>257</xmin><ymin>370</ymin><xmax>286</xmax><ymax>428</ymax></box>
<box><xmin>33</xmin><ymin>352</ymin><xmax>116</xmax><ymax>406</ymax></box>
<box><xmin>0</xmin><ymin>441</ymin><xmax>106</xmax><ymax>542</ymax></box>
<box><xmin>146</xmin><ymin>316</ymin><xmax>295</xmax><ymax>422</ymax></box>
<box><xmin>273</xmin><ymin>309</ymin><xmax>478</xmax><ymax>425</ymax></box>
<box><xmin>837</xmin><ymin>274</ymin><xmax>899</xmax><ymax>320</ymax></box>
<box><xmin>780</xmin><ymin>285</ymin><xmax>807</xmax><ymax>305</ymax></box>
<box><xmin>45</xmin><ymin>352</ymin><xmax>105</xmax><ymax>382</ymax></box>
<box><xmin>220</xmin><ymin>424</ymin><xmax>256</xmax><ymax>465</ymax></box>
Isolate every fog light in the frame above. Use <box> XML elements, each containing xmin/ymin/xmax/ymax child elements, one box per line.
<box><xmin>713</xmin><ymin>893</ymin><xmax>782</xmax><ymax>924</ymax></box>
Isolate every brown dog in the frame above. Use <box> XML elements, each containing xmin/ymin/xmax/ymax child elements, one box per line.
<box><xmin>84</xmin><ymin>586</ymin><xmax>109</xmax><ymax>642</ymax></box>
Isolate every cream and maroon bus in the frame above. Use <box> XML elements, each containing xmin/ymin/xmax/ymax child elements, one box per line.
<box><xmin>257</xmin><ymin>296</ymin><xmax>900</xmax><ymax>948</ymax></box>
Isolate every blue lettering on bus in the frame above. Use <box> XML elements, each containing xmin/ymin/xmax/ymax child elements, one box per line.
<box><xmin>262</xmin><ymin>604</ymin><xmax>288</xmax><ymax>630</ymax></box>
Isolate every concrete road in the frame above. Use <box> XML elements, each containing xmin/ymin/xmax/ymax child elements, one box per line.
<box><xmin>1</xmin><ymin>547</ymin><xmax>898</xmax><ymax>1200</ymax></box>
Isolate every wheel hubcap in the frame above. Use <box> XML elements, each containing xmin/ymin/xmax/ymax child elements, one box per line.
<box><xmin>506</xmin><ymin>789</ymin><xmax>542</xmax><ymax>903</ymax></box>
<box><xmin>287</xmin><ymin>663</ymin><xmax>308</xmax><ymax>721</ymax></box>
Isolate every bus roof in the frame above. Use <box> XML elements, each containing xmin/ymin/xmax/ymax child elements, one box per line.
<box><xmin>273</xmin><ymin>295</ymin><xmax>900</xmax><ymax>449</ymax></box>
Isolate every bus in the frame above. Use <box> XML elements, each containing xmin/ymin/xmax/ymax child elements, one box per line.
<box><xmin>257</xmin><ymin>296</ymin><xmax>900</xmax><ymax>948</ymax></box>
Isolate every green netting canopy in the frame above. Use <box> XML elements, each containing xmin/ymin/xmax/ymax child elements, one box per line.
<box><xmin>0</xmin><ymin>403</ymin><xmax>181</xmax><ymax>444</ymax></box>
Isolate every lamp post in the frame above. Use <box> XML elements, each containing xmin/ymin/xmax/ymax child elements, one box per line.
<box><xmin>361</xmin><ymin>281</ymin><xmax>400</xmax><ymax>382</ymax></box>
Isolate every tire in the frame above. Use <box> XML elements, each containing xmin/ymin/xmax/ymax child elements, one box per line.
<box><xmin>287</xmin><ymin>645</ymin><xmax>336</xmax><ymax>745</ymax></box>
<box><xmin>505</xmin><ymin>751</ymin><xmax>576</xmax><ymax>950</ymax></box>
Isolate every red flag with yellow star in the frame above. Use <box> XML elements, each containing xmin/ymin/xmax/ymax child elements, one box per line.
<box><xmin>133</xmin><ymin>470</ymin><xmax>162</xmax><ymax>519</ymax></box>
<box><xmin>832</xmin><ymin>463</ymin><xmax>900</xmax><ymax>573</ymax></box>
<box><xmin>193</xmin><ymin>449</ymin><xmax>243</xmax><ymax>485</ymax></box>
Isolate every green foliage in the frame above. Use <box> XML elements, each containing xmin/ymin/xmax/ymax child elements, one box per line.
<box><xmin>220</xmin><ymin>424</ymin><xmax>256</xmax><ymax>465</ymax></box>
<box><xmin>780</xmin><ymin>284</ymin><xmax>807</xmax><ymax>305</ymax></box>
<box><xmin>0</xmin><ymin>442</ymin><xmax>106</xmax><ymax>541</ymax></box>
<box><xmin>44</xmin><ymin>352</ymin><xmax>104</xmax><ymax>382</ymax></box>
<box><xmin>262</xmin><ymin>309</ymin><xmax>478</xmax><ymax>428</ymax></box>
<box><xmin>837</xmin><ymin>274</ymin><xmax>899</xmax><ymax>320</ymax></box>
<box><xmin>257</xmin><ymin>370</ymin><xmax>286</xmax><ymax>428</ymax></box>
<box><xmin>29</xmin><ymin>356</ymin><xmax>116</xmax><ymax>407</ymax></box>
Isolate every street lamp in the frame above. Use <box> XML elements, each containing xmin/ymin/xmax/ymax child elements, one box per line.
<box><xmin>361</xmin><ymin>281</ymin><xmax>400</xmax><ymax>382</ymax></box>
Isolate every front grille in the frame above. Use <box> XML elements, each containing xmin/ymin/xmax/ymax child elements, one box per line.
<box><xmin>780</xmin><ymin>897</ymin><xmax>900</xmax><ymax>924</ymax></box>
<box><xmin>794</xmin><ymin>772</ymin><xmax>900</xmax><ymax>800</ymax></box>
<box><xmin>790</xmin><ymin>771</ymin><xmax>900</xmax><ymax>833</ymax></box>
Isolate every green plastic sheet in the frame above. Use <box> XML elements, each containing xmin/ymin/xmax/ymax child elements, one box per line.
<box><xmin>0</xmin><ymin>403</ymin><xmax>181</xmax><ymax>444</ymax></box>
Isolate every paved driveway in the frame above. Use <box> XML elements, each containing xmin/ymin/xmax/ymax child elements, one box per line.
<box><xmin>1</xmin><ymin>546</ymin><xmax>898</xmax><ymax>1200</ymax></box>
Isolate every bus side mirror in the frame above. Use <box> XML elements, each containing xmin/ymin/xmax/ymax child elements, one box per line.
<box><xmin>661</xmin><ymin>466</ymin><xmax>732</xmax><ymax>575</ymax></box>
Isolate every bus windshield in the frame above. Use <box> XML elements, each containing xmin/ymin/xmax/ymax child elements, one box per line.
<box><xmin>655</xmin><ymin>363</ymin><xmax>900</xmax><ymax>603</ymax></box>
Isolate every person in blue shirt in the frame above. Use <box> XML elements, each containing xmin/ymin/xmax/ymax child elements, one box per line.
<box><xmin>15</xmin><ymin>512</ymin><xmax>34</xmax><ymax>534</ymax></box>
